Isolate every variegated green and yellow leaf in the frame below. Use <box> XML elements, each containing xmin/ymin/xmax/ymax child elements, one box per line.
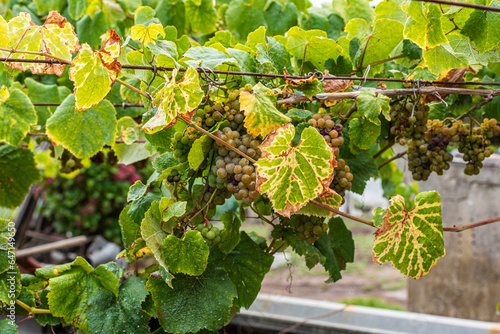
<box><xmin>143</xmin><ymin>67</ymin><xmax>203</xmax><ymax>134</ymax></box>
<box><xmin>255</xmin><ymin>123</ymin><xmax>336</xmax><ymax>217</ymax></box>
<box><xmin>5</xmin><ymin>11</ymin><xmax>78</xmax><ymax>76</ymax></box>
<box><xmin>0</xmin><ymin>16</ymin><xmax>8</xmax><ymax>48</ymax></box>
<box><xmin>69</xmin><ymin>31</ymin><xmax>122</xmax><ymax>111</ymax></box>
<box><xmin>239</xmin><ymin>83</ymin><xmax>291</xmax><ymax>139</ymax></box>
<box><xmin>372</xmin><ymin>191</ymin><xmax>445</xmax><ymax>279</ymax></box>
<box><xmin>131</xmin><ymin>23</ymin><xmax>165</xmax><ymax>45</ymax></box>
<box><xmin>296</xmin><ymin>188</ymin><xmax>343</xmax><ymax>217</ymax></box>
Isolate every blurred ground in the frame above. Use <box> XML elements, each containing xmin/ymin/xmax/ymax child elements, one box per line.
<box><xmin>242</xmin><ymin>204</ymin><xmax>407</xmax><ymax>311</ymax></box>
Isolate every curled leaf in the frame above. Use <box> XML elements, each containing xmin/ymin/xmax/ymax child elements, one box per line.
<box><xmin>69</xmin><ymin>30</ymin><xmax>121</xmax><ymax>111</ymax></box>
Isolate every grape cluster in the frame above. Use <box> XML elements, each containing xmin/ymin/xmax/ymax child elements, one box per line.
<box><xmin>210</xmin><ymin>127</ymin><xmax>261</xmax><ymax>205</ymax></box>
<box><xmin>172</xmin><ymin>131</ymin><xmax>192</xmax><ymax>163</ymax></box>
<box><xmin>201</xmin><ymin>185</ymin><xmax>232</xmax><ymax>210</ymax></box>
<box><xmin>58</xmin><ymin>150</ymin><xmax>83</xmax><ymax>174</ymax></box>
<box><xmin>196</xmin><ymin>224</ymin><xmax>221</xmax><ymax>246</ymax></box>
<box><xmin>389</xmin><ymin>100</ymin><xmax>429</xmax><ymax>145</ymax></box>
<box><xmin>295</xmin><ymin>215</ymin><xmax>328</xmax><ymax>244</ymax></box>
<box><xmin>330</xmin><ymin>159</ymin><xmax>353</xmax><ymax>203</ymax></box>
<box><xmin>308</xmin><ymin>114</ymin><xmax>344</xmax><ymax>157</ymax></box>
<box><xmin>166</xmin><ymin>169</ymin><xmax>180</xmax><ymax>183</ymax></box>
<box><xmin>458</xmin><ymin>118</ymin><xmax>500</xmax><ymax>175</ymax></box>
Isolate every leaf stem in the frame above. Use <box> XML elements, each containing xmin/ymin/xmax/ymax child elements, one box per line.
<box><xmin>443</xmin><ymin>216</ymin><xmax>500</xmax><ymax>232</ymax></box>
<box><xmin>16</xmin><ymin>299</ymin><xmax>52</xmax><ymax>315</ymax></box>
<box><xmin>115</xmin><ymin>78</ymin><xmax>151</xmax><ymax>100</ymax></box>
<box><xmin>178</xmin><ymin>118</ymin><xmax>257</xmax><ymax>164</ymax></box>
<box><xmin>0</xmin><ymin>47</ymin><xmax>69</xmax><ymax>64</ymax></box>
<box><xmin>377</xmin><ymin>150</ymin><xmax>407</xmax><ymax>170</ymax></box>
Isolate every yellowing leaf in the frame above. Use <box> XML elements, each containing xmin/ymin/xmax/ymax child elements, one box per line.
<box><xmin>296</xmin><ymin>188</ymin><xmax>343</xmax><ymax>217</ymax></box>
<box><xmin>239</xmin><ymin>83</ymin><xmax>291</xmax><ymax>138</ymax></box>
<box><xmin>255</xmin><ymin>123</ymin><xmax>336</xmax><ymax>217</ymax></box>
<box><xmin>0</xmin><ymin>16</ymin><xmax>8</xmax><ymax>48</ymax></box>
<box><xmin>372</xmin><ymin>191</ymin><xmax>445</xmax><ymax>279</ymax></box>
<box><xmin>143</xmin><ymin>67</ymin><xmax>203</xmax><ymax>134</ymax></box>
<box><xmin>69</xmin><ymin>30</ymin><xmax>122</xmax><ymax>111</ymax></box>
<box><xmin>4</xmin><ymin>11</ymin><xmax>79</xmax><ymax>76</ymax></box>
<box><xmin>131</xmin><ymin>22</ymin><xmax>166</xmax><ymax>45</ymax></box>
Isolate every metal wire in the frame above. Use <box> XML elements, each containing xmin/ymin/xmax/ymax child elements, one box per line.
<box><xmin>1</xmin><ymin>57</ymin><xmax>500</xmax><ymax>87</ymax></box>
<box><xmin>414</xmin><ymin>0</ymin><xmax>500</xmax><ymax>13</ymax></box>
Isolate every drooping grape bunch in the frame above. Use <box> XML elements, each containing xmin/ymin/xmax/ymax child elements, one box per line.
<box><xmin>172</xmin><ymin>131</ymin><xmax>192</xmax><ymax>163</ymax></box>
<box><xmin>458</xmin><ymin>118</ymin><xmax>500</xmax><ymax>175</ymax></box>
<box><xmin>210</xmin><ymin>127</ymin><xmax>261</xmax><ymax>205</ymax></box>
<box><xmin>200</xmin><ymin>185</ymin><xmax>232</xmax><ymax>210</ymax></box>
<box><xmin>330</xmin><ymin>158</ymin><xmax>353</xmax><ymax>203</ymax></box>
<box><xmin>295</xmin><ymin>215</ymin><xmax>328</xmax><ymax>244</ymax></box>
<box><xmin>166</xmin><ymin>169</ymin><xmax>181</xmax><ymax>183</ymax></box>
<box><xmin>389</xmin><ymin>98</ymin><xmax>429</xmax><ymax>145</ymax></box>
<box><xmin>308</xmin><ymin>114</ymin><xmax>344</xmax><ymax>157</ymax></box>
<box><xmin>407</xmin><ymin>119</ymin><xmax>454</xmax><ymax>181</ymax></box>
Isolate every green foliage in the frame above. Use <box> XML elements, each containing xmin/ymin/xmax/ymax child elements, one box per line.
<box><xmin>0</xmin><ymin>1</ymin><xmax>498</xmax><ymax>332</ymax></box>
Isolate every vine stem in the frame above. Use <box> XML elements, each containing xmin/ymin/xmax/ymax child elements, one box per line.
<box><xmin>178</xmin><ymin>118</ymin><xmax>257</xmax><ymax>164</ymax></box>
<box><xmin>353</xmin><ymin>54</ymin><xmax>405</xmax><ymax>72</ymax></box>
<box><xmin>309</xmin><ymin>200</ymin><xmax>375</xmax><ymax>227</ymax></box>
<box><xmin>373</xmin><ymin>140</ymin><xmax>395</xmax><ymax>160</ymax></box>
<box><xmin>278</xmin><ymin>87</ymin><xmax>500</xmax><ymax>105</ymax></box>
<box><xmin>378</xmin><ymin>150</ymin><xmax>407</xmax><ymax>170</ymax></box>
<box><xmin>16</xmin><ymin>299</ymin><xmax>52</xmax><ymax>315</ymax></box>
<box><xmin>0</xmin><ymin>47</ymin><xmax>151</xmax><ymax>100</ymax></box>
<box><xmin>443</xmin><ymin>216</ymin><xmax>500</xmax><ymax>232</ymax></box>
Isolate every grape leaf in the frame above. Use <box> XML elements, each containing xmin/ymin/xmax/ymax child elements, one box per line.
<box><xmin>140</xmin><ymin>200</ymin><xmax>173</xmax><ymax>285</ymax></box>
<box><xmin>218</xmin><ymin>210</ymin><xmax>242</xmax><ymax>254</ymax></box>
<box><xmin>296</xmin><ymin>187</ymin><xmax>343</xmax><ymax>217</ymax></box>
<box><xmin>0</xmin><ymin>219</ymin><xmax>15</xmax><ymax>275</ymax></box>
<box><xmin>68</xmin><ymin>0</ymin><xmax>87</xmax><ymax>20</ymax></box>
<box><xmin>162</xmin><ymin>230</ymin><xmax>209</xmax><ymax>276</ymax></box>
<box><xmin>286</xmin><ymin>75</ymin><xmax>323</xmax><ymax>99</ymax></box>
<box><xmin>264</xmin><ymin>2</ymin><xmax>298</xmax><ymax>36</ymax></box>
<box><xmin>188</xmin><ymin>135</ymin><xmax>212</xmax><ymax>170</ymax></box>
<box><xmin>348</xmin><ymin>117</ymin><xmax>381</xmax><ymax>151</ymax></box>
<box><xmin>0</xmin><ymin>86</ymin><xmax>37</xmax><ymax>146</ymax></box>
<box><xmin>285</xmin><ymin>26</ymin><xmax>343</xmax><ymax>69</ymax></box>
<box><xmin>254</xmin><ymin>37</ymin><xmax>293</xmax><ymax>75</ymax></box>
<box><xmin>403</xmin><ymin>2</ymin><xmax>448</xmax><ymax>49</ymax></box>
<box><xmin>0</xmin><ymin>319</ymin><xmax>17</xmax><ymax>333</ymax></box>
<box><xmin>145</xmin><ymin>264</ymin><xmax>237</xmax><ymax>333</ymax></box>
<box><xmin>25</xmin><ymin>78</ymin><xmax>68</xmax><ymax>126</ymax></box>
<box><xmin>239</xmin><ymin>83</ymin><xmax>291</xmax><ymax>138</ymax></box>
<box><xmin>116</xmin><ymin>116</ymin><xmax>139</xmax><ymax>145</ymax></box>
<box><xmin>255</xmin><ymin>123</ymin><xmax>336</xmax><ymax>217</ymax></box>
<box><xmin>0</xmin><ymin>266</ymin><xmax>21</xmax><ymax>304</ymax></box>
<box><xmin>422</xmin><ymin>43</ymin><xmax>468</xmax><ymax>75</ymax></box>
<box><xmin>315</xmin><ymin>217</ymin><xmax>354</xmax><ymax>283</ymax></box>
<box><xmin>76</xmin><ymin>11</ymin><xmax>109</xmax><ymax>51</ymax></box>
<box><xmin>156</xmin><ymin>0</ymin><xmax>186</xmax><ymax>35</ymax></box>
<box><xmin>0</xmin><ymin>16</ymin><xmax>8</xmax><ymax>48</ymax></box>
<box><xmin>69</xmin><ymin>30</ymin><xmax>122</xmax><ymax>111</ymax></box>
<box><xmin>0</xmin><ymin>145</ymin><xmax>41</xmax><ymax>208</ymax></box>
<box><xmin>127</xmin><ymin>180</ymin><xmax>147</xmax><ymax>202</ymax></box>
<box><xmin>35</xmin><ymin>257</ymin><xmax>119</xmax><ymax>332</ymax></box>
<box><xmin>225</xmin><ymin>0</ymin><xmax>266</xmax><ymax>41</ymax></box>
<box><xmin>46</xmin><ymin>95</ymin><xmax>117</xmax><ymax>159</ymax></box>
<box><xmin>87</xmin><ymin>276</ymin><xmax>150</xmax><ymax>334</ymax></box>
<box><xmin>4</xmin><ymin>11</ymin><xmax>78</xmax><ymax>76</ymax></box>
<box><xmin>219</xmin><ymin>232</ymin><xmax>274</xmax><ymax>309</ymax></box>
<box><xmin>283</xmin><ymin>228</ymin><xmax>325</xmax><ymax>269</ymax></box>
<box><xmin>461</xmin><ymin>1</ymin><xmax>500</xmax><ymax>53</ymax></box>
<box><xmin>131</xmin><ymin>22</ymin><xmax>165</xmax><ymax>45</ymax></box>
<box><xmin>372</xmin><ymin>191</ymin><xmax>445</xmax><ymax>279</ymax></box>
<box><xmin>119</xmin><ymin>204</ymin><xmax>141</xmax><ymax>251</ymax></box>
<box><xmin>185</xmin><ymin>0</ymin><xmax>218</xmax><ymax>35</ymax></box>
<box><xmin>357</xmin><ymin>90</ymin><xmax>391</xmax><ymax>125</ymax></box>
<box><xmin>143</xmin><ymin>67</ymin><xmax>203</xmax><ymax>134</ymax></box>
<box><xmin>182</xmin><ymin>46</ymin><xmax>238</xmax><ymax>69</ymax></box>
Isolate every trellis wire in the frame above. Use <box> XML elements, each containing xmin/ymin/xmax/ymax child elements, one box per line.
<box><xmin>1</xmin><ymin>57</ymin><xmax>500</xmax><ymax>87</ymax></box>
<box><xmin>414</xmin><ymin>0</ymin><xmax>500</xmax><ymax>13</ymax></box>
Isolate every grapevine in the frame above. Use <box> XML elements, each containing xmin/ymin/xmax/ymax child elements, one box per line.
<box><xmin>0</xmin><ymin>2</ymin><xmax>499</xmax><ymax>334</ymax></box>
